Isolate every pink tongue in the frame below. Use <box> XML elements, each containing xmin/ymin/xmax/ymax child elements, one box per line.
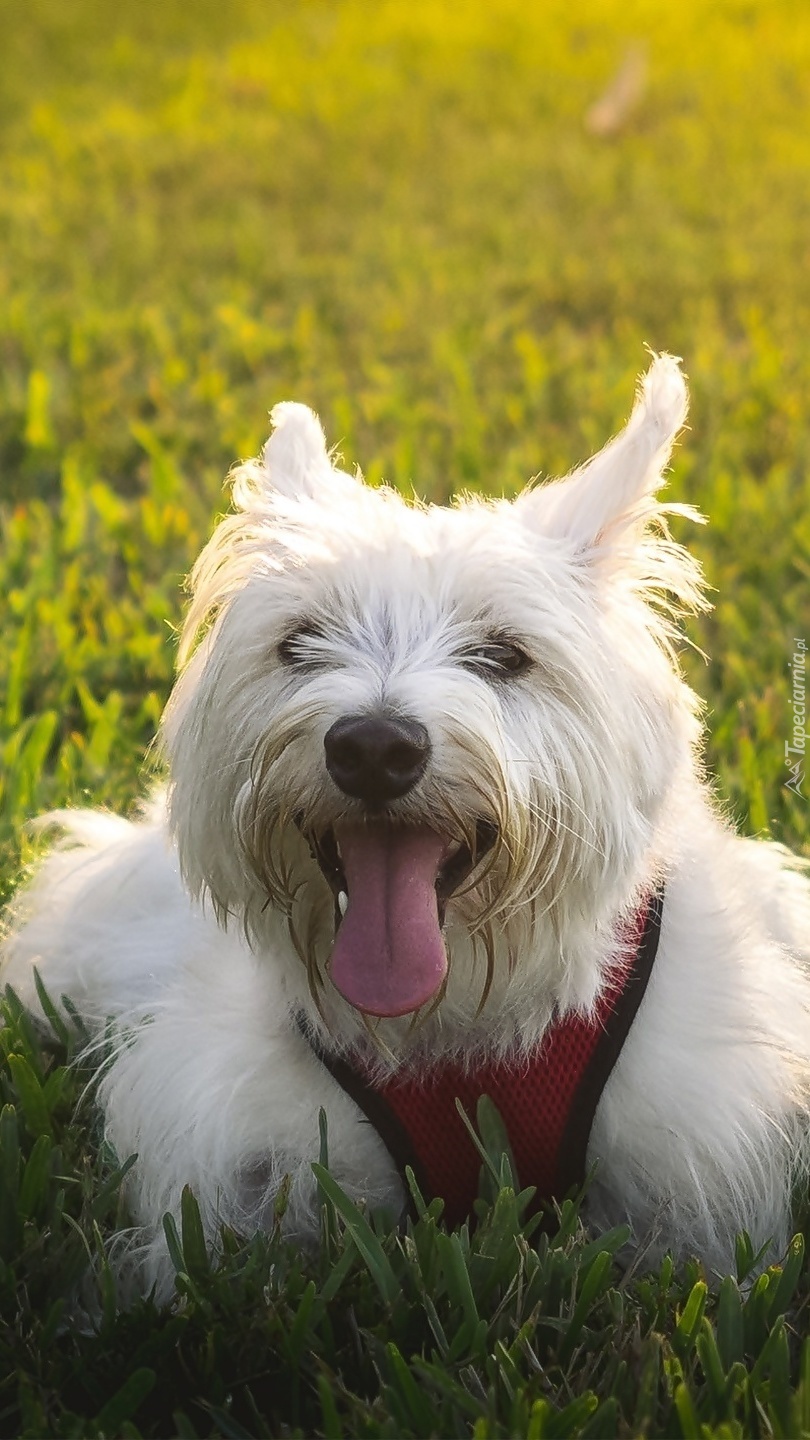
<box><xmin>329</xmin><ymin>823</ymin><xmax>449</xmax><ymax>1017</ymax></box>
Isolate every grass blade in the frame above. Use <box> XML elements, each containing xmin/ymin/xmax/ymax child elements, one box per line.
<box><xmin>312</xmin><ymin>1163</ymin><xmax>400</xmax><ymax>1306</ymax></box>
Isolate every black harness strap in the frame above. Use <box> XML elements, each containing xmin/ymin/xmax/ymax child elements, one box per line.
<box><xmin>297</xmin><ymin>1017</ymin><xmax>427</xmax><ymax>1193</ymax></box>
<box><xmin>555</xmin><ymin>884</ymin><xmax>665</xmax><ymax>1194</ymax></box>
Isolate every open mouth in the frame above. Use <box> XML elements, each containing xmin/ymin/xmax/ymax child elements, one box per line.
<box><xmin>302</xmin><ymin>819</ymin><xmax>497</xmax><ymax>1018</ymax></box>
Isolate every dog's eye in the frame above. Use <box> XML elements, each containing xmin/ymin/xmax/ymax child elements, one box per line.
<box><xmin>460</xmin><ymin>640</ymin><xmax>532</xmax><ymax>678</ymax></box>
<box><xmin>278</xmin><ymin>623</ymin><xmax>325</xmax><ymax>669</ymax></box>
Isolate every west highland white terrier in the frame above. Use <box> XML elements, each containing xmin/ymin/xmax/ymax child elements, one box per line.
<box><xmin>3</xmin><ymin>354</ymin><xmax>810</xmax><ymax>1299</ymax></box>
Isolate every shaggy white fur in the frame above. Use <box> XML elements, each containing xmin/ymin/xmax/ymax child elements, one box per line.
<box><xmin>3</xmin><ymin>354</ymin><xmax>810</xmax><ymax>1301</ymax></box>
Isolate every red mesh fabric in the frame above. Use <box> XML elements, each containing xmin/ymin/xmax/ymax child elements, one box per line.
<box><xmin>357</xmin><ymin>903</ymin><xmax>648</xmax><ymax>1226</ymax></box>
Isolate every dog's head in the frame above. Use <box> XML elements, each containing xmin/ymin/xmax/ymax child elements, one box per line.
<box><xmin>162</xmin><ymin>355</ymin><xmax>706</xmax><ymax>1031</ymax></box>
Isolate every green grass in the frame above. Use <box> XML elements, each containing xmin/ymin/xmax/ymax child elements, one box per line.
<box><xmin>1</xmin><ymin>0</ymin><xmax>810</xmax><ymax>1434</ymax></box>
<box><xmin>4</xmin><ymin>991</ymin><xmax>810</xmax><ymax>1440</ymax></box>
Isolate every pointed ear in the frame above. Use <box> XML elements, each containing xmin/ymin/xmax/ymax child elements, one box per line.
<box><xmin>260</xmin><ymin>401</ymin><xmax>333</xmax><ymax>499</ymax></box>
<box><xmin>229</xmin><ymin>400</ymin><xmax>360</xmax><ymax>510</ymax></box>
<box><xmin>517</xmin><ymin>354</ymin><xmax>688</xmax><ymax>559</ymax></box>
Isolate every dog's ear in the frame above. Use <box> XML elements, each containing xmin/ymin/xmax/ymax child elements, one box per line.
<box><xmin>517</xmin><ymin>354</ymin><xmax>688</xmax><ymax>564</ymax></box>
<box><xmin>260</xmin><ymin>401</ymin><xmax>334</xmax><ymax>500</ymax></box>
<box><xmin>230</xmin><ymin>402</ymin><xmax>361</xmax><ymax>512</ymax></box>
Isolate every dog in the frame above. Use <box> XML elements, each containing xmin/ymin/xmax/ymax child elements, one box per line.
<box><xmin>3</xmin><ymin>353</ymin><xmax>810</xmax><ymax>1301</ymax></box>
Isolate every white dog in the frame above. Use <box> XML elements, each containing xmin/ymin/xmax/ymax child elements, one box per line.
<box><xmin>3</xmin><ymin>354</ymin><xmax>810</xmax><ymax>1300</ymax></box>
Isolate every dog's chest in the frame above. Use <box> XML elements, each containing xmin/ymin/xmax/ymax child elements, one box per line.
<box><xmin>303</xmin><ymin>890</ymin><xmax>663</xmax><ymax>1223</ymax></box>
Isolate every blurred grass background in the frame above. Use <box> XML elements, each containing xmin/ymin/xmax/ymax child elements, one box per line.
<box><xmin>2</xmin><ymin>3</ymin><xmax>810</xmax><ymax>1434</ymax></box>
<box><xmin>1</xmin><ymin>0</ymin><xmax>808</xmax><ymax>884</ymax></box>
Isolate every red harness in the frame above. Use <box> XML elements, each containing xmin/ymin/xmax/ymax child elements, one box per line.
<box><xmin>303</xmin><ymin>889</ymin><xmax>663</xmax><ymax>1224</ymax></box>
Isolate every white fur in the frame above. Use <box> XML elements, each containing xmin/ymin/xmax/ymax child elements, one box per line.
<box><xmin>3</xmin><ymin>354</ymin><xmax>810</xmax><ymax>1301</ymax></box>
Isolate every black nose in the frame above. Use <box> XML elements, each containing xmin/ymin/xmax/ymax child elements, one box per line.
<box><xmin>324</xmin><ymin>715</ymin><xmax>431</xmax><ymax>808</ymax></box>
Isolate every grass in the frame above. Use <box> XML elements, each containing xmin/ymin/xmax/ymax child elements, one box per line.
<box><xmin>1</xmin><ymin>0</ymin><xmax>810</xmax><ymax>1433</ymax></box>
<box><xmin>3</xmin><ymin>992</ymin><xmax>810</xmax><ymax>1440</ymax></box>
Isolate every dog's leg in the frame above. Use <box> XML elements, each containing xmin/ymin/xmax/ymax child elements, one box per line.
<box><xmin>1</xmin><ymin>798</ymin><xmax>404</xmax><ymax>1300</ymax></box>
<box><xmin>94</xmin><ymin>944</ymin><xmax>403</xmax><ymax>1301</ymax></box>
<box><xmin>589</xmin><ymin>816</ymin><xmax>810</xmax><ymax>1275</ymax></box>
